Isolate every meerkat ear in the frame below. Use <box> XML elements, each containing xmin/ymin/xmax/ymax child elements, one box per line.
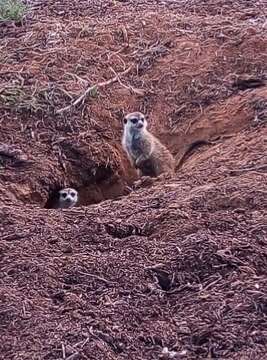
<box><xmin>123</xmin><ymin>118</ymin><xmax>127</xmax><ymax>124</ymax></box>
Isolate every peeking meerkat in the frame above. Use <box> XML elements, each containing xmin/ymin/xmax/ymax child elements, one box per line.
<box><xmin>53</xmin><ymin>188</ymin><xmax>78</xmax><ymax>209</ymax></box>
<box><xmin>122</xmin><ymin>112</ymin><xmax>175</xmax><ymax>177</ymax></box>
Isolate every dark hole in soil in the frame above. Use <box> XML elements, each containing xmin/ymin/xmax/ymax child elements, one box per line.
<box><xmin>232</xmin><ymin>78</ymin><xmax>266</xmax><ymax>91</ymax></box>
<box><xmin>44</xmin><ymin>187</ymin><xmax>62</xmax><ymax>209</ymax></box>
<box><xmin>104</xmin><ymin>223</ymin><xmax>154</xmax><ymax>239</ymax></box>
<box><xmin>191</xmin><ymin>330</ymin><xmax>211</xmax><ymax>346</ymax></box>
<box><xmin>44</xmin><ymin>163</ymin><xmax>130</xmax><ymax>209</ymax></box>
<box><xmin>152</xmin><ymin>269</ymin><xmax>173</xmax><ymax>291</ymax></box>
<box><xmin>50</xmin><ymin>291</ymin><xmax>65</xmax><ymax>304</ymax></box>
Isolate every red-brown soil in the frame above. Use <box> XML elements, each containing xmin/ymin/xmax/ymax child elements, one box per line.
<box><xmin>0</xmin><ymin>0</ymin><xmax>266</xmax><ymax>359</ymax></box>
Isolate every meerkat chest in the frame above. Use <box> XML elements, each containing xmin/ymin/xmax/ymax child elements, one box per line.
<box><xmin>126</xmin><ymin>133</ymin><xmax>144</xmax><ymax>159</ymax></box>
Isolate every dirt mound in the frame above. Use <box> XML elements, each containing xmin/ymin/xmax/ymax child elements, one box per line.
<box><xmin>0</xmin><ymin>0</ymin><xmax>267</xmax><ymax>359</ymax></box>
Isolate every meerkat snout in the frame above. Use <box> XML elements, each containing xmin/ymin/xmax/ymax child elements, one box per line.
<box><xmin>56</xmin><ymin>188</ymin><xmax>78</xmax><ymax>209</ymax></box>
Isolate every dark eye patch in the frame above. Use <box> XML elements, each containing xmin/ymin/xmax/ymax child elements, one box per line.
<box><xmin>70</xmin><ymin>192</ymin><xmax>76</xmax><ymax>197</ymax></box>
<box><xmin>62</xmin><ymin>193</ymin><xmax>67</xmax><ymax>199</ymax></box>
<box><xmin>131</xmin><ymin>118</ymin><xmax>138</xmax><ymax>124</ymax></box>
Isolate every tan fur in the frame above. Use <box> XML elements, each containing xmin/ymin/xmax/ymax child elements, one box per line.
<box><xmin>122</xmin><ymin>112</ymin><xmax>175</xmax><ymax>177</ymax></box>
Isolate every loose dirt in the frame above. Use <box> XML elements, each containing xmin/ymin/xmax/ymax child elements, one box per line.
<box><xmin>0</xmin><ymin>0</ymin><xmax>266</xmax><ymax>359</ymax></box>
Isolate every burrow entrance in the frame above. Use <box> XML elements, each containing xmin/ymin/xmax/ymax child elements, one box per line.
<box><xmin>42</xmin><ymin>141</ymin><xmax>138</xmax><ymax>209</ymax></box>
<box><xmin>44</xmin><ymin>163</ymin><xmax>134</xmax><ymax>209</ymax></box>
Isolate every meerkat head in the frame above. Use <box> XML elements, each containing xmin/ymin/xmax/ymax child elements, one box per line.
<box><xmin>123</xmin><ymin>112</ymin><xmax>147</xmax><ymax>132</ymax></box>
<box><xmin>58</xmin><ymin>188</ymin><xmax>78</xmax><ymax>208</ymax></box>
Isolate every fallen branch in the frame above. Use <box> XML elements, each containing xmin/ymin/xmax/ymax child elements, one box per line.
<box><xmin>110</xmin><ymin>66</ymin><xmax>145</xmax><ymax>96</ymax></box>
<box><xmin>78</xmin><ymin>271</ymin><xmax>114</xmax><ymax>285</ymax></box>
<box><xmin>65</xmin><ymin>352</ymin><xmax>79</xmax><ymax>360</ymax></box>
<box><xmin>56</xmin><ymin>66</ymin><xmax>132</xmax><ymax>114</ymax></box>
<box><xmin>229</xmin><ymin>164</ymin><xmax>267</xmax><ymax>175</ymax></box>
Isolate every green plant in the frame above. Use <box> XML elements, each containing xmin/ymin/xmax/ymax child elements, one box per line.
<box><xmin>89</xmin><ymin>86</ymin><xmax>98</xmax><ymax>98</ymax></box>
<box><xmin>0</xmin><ymin>0</ymin><xmax>26</xmax><ymax>22</ymax></box>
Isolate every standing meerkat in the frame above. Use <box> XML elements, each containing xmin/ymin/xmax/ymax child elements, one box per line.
<box><xmin>122</xmin><ymin>112</ymin><xmax>175</xmax><ymax>177</ymax></box>
<box><xmin>53</xmin><ymin>188</ymin><xmax>78</xmax><ymax>209</ymax></box>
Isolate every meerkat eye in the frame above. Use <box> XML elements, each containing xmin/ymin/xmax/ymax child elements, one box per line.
<box><xmin>70</xmin><ymin>192</ymin><xmax>76</xmax><ymax>197</ymax></box>
<box><xmin>61</xmin><ymin>193</ymin><xmax>67</xmax><ymax>199</ymax></box>
<box><xmin>131</xmin><ymin>118</ymin><xmax>138</xmax><ymax>124</ymax></box>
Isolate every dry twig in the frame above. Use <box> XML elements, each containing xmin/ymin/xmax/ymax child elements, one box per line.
<box><xmin>56</xmin><ymin>67</ymin><xmax>132</xmax><ymax>114</ymax></box>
